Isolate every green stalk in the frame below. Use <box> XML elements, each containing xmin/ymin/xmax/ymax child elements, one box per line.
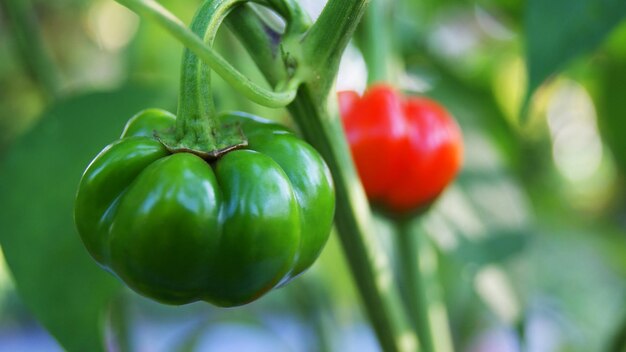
<box><xmin>226</xmin><ymin>6</ymin><xmax>287</xmax><ymax>86</ymax></box>
<box><xmin>395</xmin><ymin>220</ymin><xmax>454</xmax><ymax>352</ymax></box>
<box><xmin>288</xmin><ymin>87</ymin><xmax>416</xmax><ymax>352</ymax></box>
<box><xmin>301</xmin><ymin>0</ymin><xmax>370</xmax><ymax>98</ymax></box>
<box><xmin>232</xmin><ymin>3</ymin><xmax>417</xmax><ymax>351</ymax></box>
<box><xmin>174</xmin><ymin>0</ymin><xmax>222</xmax><ymax>149</ymax></box>
<box><xmin>358</xmin><ymin>0</ymin><xmax>391</xmax><ymax>84</ymax></box>
<box><xmin>172</xmin><ymin>0</ymin><xmax>246</xmax><ymax>154</ymax></box>
<box><xmin>357</xmin><ymin>0</ymin><xmax>452</xmax><ymax>349</ymax></box>
<box><xmin>1</xmin><ymin>0</ymin><xmax>60</xmax><ymax>99</ymax></box>
<box><xmin>302</xmin><ymin>1</ymin><xmax>419</xmax><ymax>350</ymax></box>
<box><xmin>396</xmin><ymin>220</ymin><xmax>434</xmax><ymax>352</ymax></box>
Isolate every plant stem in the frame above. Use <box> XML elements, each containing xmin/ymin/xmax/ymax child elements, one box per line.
<box><xmin>395</xmin><ymin>219</ymin><xmax>454</xmax><ymax>352</ymax></box>
<box><xmin>304</xmin><ymin>2</ymin><xmax>422</xmax><ymax>350</ymax></box>
<box><xmin>226</xmin><ymin>5</ymin><xmax>287</xmax><ymax>84</ymax></box>
<box><xmin>358</xmin><ymin>0</ymin><xmax>391</xmax><ymax>84</ymax></box>
<box><xmin>396</xmin><ymin>220</ymin><xmax>434</xmax><ymax>352</ymax></box>
<box><xmin>146</xmin><ymin>0</ymin><xmax>249</xmax><ymax>158</ymax></box>
<box><xmin>1</xmin><ymin>0</ymin><xmax>60</xmax><ymax>100</ymax></box>
<box><xmin>302</xmin><ymin>0</ymin><xmax>370</xmax><ymax>98</ymax></box>
<box><xmin>175</xmin><ymin>0</ymin><xmax>222</xmax><ymax>148</ymax></box>
<box><xmin>115</xmin><ymin>0</ymin><xmax>297</xmax><ymax>108</ymax></box>
<box><xmin>289</xmin><ymin>87</ymin><xmax>416</xmax><ymax>352</ymax></box>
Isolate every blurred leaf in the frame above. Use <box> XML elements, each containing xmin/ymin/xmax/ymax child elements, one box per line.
<box><xmin>524</xmin><ymin>0</ymin><xmax>626</xmax><ymax>98</ymax></box>
<box><xmin>594</xmin><ymin>56</ymin><xmax>626</xmax><ymax>173</ymax></box>
<box><xmin>0</xmin><ymin>85</ymin><xmax>175</xmax><ymax>351</ymax></box>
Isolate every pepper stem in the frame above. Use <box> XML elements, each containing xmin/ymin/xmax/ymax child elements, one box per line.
<box><xmin>161</xmin><ymin>0</ymin><xmax>250</xmax><ymax>159</ymax></box>
<box><xmin>301</xmin><ymin>0</ymin><xmax>370</xmax><ymax>98</ymax></box>
<box><xmin>357</xmin><ymin>0</ymin><xmax>393</xmax><ymax>84</ymax></box>
<box><xmin>114</xmin><ymin>0</ymin><xmax>313</xmax><ymax>159</ymax></box>
<box><xmin>395</xmin><ymin>218</ymin><xmax>454</xmax><ymax>352</ymax></box>
<box><xmin>176</xmin><ymin>3</ymin><xmax>215</xmax><ymax>146</ymax></box>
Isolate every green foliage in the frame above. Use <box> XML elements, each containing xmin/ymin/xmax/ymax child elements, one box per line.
<box><xmin>525</xmin><ymin>0</ymin><xmax>626</xmax><ymax>96</ymax></box>
<box><xmin>594</xmin><ymin>56</ymin><xmax>626</xmax><ymax>173</ymax></box>
<box><xmin>0</xmin><ymin>85</ymin><xmax>175</xmax><ymax>351</ymax></box>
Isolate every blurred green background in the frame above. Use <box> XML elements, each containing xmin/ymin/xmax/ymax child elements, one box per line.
<box><xmin>1</xmin><ymin>0</ymin><xmax>626</xmax><ymax>351</ymax></box>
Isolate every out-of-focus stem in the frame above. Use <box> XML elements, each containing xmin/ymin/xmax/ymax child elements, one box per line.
<box><xmin>396</xmin><ymin>220</ymin><xmax>454</xmax><ymax>352</ymax></box>
<box><xmin>1</xmin><ymin>0</ymin><xmax>60</xmax><ymax>99</ymax></box>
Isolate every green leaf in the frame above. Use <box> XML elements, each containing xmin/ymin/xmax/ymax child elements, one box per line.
<box><xmin>525</xmin><ymin>0</ymin><xmax>626</xmax><ymax>98</ymax></box>
<box><xmin>0</xmin><ymin>85</ymin><xmax>175</xmax><ymax>352</ymax></box>
<box><xmin>593</xmin><ymin>55</ymin><xmax>626</xmax><ymax>174</ymax></box>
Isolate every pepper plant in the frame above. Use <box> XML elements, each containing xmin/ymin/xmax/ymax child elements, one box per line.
<box><xmin>3</xmin><ymin>0</ymin><xmax>626</xmax><ymax>351</ymax></box>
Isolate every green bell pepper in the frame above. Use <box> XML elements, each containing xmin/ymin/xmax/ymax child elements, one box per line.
<box><xmin>74</xmin><ymin>108</ymin><xmax>335</xmax><ymax>307</ymax></box>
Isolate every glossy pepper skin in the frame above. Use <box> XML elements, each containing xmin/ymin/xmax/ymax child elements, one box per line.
<box><xmin>338</xmin><ymin>84</ymin><xmax>463</xmax><ymax>213</ymax></box>
<box><xmin>74</xmin><ymin>109</ymin><xmax>335</xmax><ymax>307</ymax></box>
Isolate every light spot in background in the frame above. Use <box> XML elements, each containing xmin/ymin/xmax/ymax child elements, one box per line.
<box><xmin>399</xmin><ymin>72</ymin><xmax>432</xmax><ymax>94</ymax></box>
<box><xmin>249</xmin><ymin>3</ymin><xmax>286</xmax><ymax>33</ymax></box>
<box><xmin>467</xmin><ymin>326</ymin><xmax>520</xmax><ymax>352</ymax></box>
<box><xmin>428</xmin><ymin>10</ymin><xmax>481</xmax><ymax>59</ymax></box>
<box><xmin>87</xmin><ymin>0</ymin><xmax>139</xmax><ymax>52</ymax></box>
<box><xmin>546</xmin><ymin>79</ymin><xmax>617</xmax><ymax>209</ymax></box>
<box><xmin>429</xmin><ymin>299</ymin><xmax>455</xmax><ymax>352</ymax></box>
<box><xmin>492</xmin><ymin>56</ymin><xmax>527</xmax><ymax>125</ymax></box>
<box><xmin>0</xmin><ymin>249</ymin><xmax>11</xmax><ymax>288</ymax></box>
<box><xmin>299</xmin><ymin>0</ymin><xmax>325</xmax><ymax>21</ymax></box>
<box><xmin>526</xmin><ymin>309</ymin><xmax>564</xmax><ymax>352</ymax></box>
<box><xmin>437</xmin><ymin>186</ymin><xmax>487</xmax><ymax>240</ymax></box>
<box><xmin>547</xmin><ymin>81</ymin><xmax>601</xmax><ymax>182</ymax></box>
<box><xmin>375</xmin><ymin>263</ymin><xmax>393</xmax><ymax>293</ymax></box>
<box><xmin>492</xmin><ymin>55</ymin><xmax>555</xmax><ymax>135</ymax></box>
<box><xmin>474</xmin><ymin>266</ymin><xmax>521</xmax><ymax>324</ymax></box>
<box><xmin>463</xmin><ymin>130</ymin><xmax>504</xmax><ymax>172</ymax></box>
<box><xmin>474</xmin><ymin>6</ymin><xmax>515</xmax><ymax>41</ymax></box>
<box><xmin>336</xmin><ymin>44</ymin><xmax>368</xmax><ymax>94</ymax></box>
<box><xmin>423</xmin><ymin>210</ymin><xmax>459</xmax><ymax>250</ymax></box>
<box><xmin>0</xmin><ymin>248</ymin><xmax>12</xmax><ymax>307</ymax></box>
<box><xmin>468</xmin><ymin>179</ymin><xmax>530</xmax><ymax>229</ymax></box>
<box><xmin>191</xmin><ymin>324</ymin><xmax>293</xmax><ymax>352</ymax></box>
<box><xmin>397</xmin><ymin>332</ymin><xmax>418</xmax><ymax>352</ymax></box>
